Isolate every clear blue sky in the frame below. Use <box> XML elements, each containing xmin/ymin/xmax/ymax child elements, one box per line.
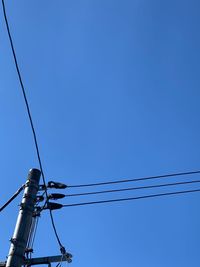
<box><xmin>0</xmin><ymin>0</ymin><xmax>200</xmax><ymax>266</ymax></box>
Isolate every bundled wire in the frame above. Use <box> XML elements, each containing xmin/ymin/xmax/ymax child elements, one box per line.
<box><xmin>26</xmin><ymin>215</ymin><xmax>39</xmax><ymax>258</ymax></box>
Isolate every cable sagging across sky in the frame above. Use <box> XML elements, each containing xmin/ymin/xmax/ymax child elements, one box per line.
<box><xmin>65</xmin><ymin>179</ymin><xmax>200</xmax><ymax>197</ymax></box>
<box><xmin>62</xmin><ymin>188</ymin><xmax>200</xmax><ymax>208</ymax></box>
<box><xmin>67</xmin><ymin>170</ymin><xmax>200</xmax><ymax>188</ymax></box>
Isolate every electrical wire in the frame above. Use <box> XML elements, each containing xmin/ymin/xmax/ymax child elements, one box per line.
<box><xmin>67</xmin><ymin>170</ymin><xmax>200</xmax><ymax>188</ymax></box>
<box><xmin>65</xmin><ymin>179</ymin><xmax>200</xmax><ymax>197</ymax></box>
<box><xmin>0</xmin><ymin>184</ymin><xmax>25</xmax><ymax>212</ymax></box>
<box><xmin>30</xmin><ymin>216</ymin><xmax>39</xmax><ymax>251</ymax></box>
<box><xmin>26</xmin><ymin>216</ymin><xmax>38</xmax><ymax>258</ymax></box>
<box><xmin>2</xmin><ymin>0</ymin><xmax>200</xmax><ymax>253</ymax></box>
<box><xmin>49</xmin><ymin>209</ymin><xmax>64</xmax><ymax>248</ymax></box>
<box><xmin>62</xmin><ymin>188</ymin><xmax>200</xmax><ymax>207</ymax></box>
<box><xmin>1</xmin><ymin>0</ymin><xmax>65</xmax><ymax>253</ymax></box>
<box><xmin>27</xmin><ymin>217</ymin><xmax>36</xmax><ymax>249</ymax></box>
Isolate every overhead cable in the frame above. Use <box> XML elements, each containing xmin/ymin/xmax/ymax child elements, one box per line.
<box><xmin>62</xmin><ymin>188</ymin><xmax>200</xmax><ymax>207</ymax></box>
<box><xmin>1</xmin><ymin>0</ymin><xmax>65</xmax><ymax>253</ymax></box>
<box><xmin>67</xmin><ymin>170</ymin><xmax>200</xmax><ymax>188</ymax></box>
<box><xmin>65</xmin><ymin>179</ymin><xmax>200</xmax><ymax>197</ymax></box>
<box><xmin>0</xmin><ymin>184</ymin><xmax>25</xmax><ymax>213</ymax></box>
<box><xmin>1</xmin><ymin>0</ymin><xmax>45</xmax><ymax>192</ymax></box>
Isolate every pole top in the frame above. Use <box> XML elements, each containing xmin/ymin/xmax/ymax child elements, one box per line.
<box><xmin>29</xmin><ymin>168</ymin><xmax>41</xmax><ymax>173</ymax></box>
<box><xmin>28</xmin><ymin>169</ymin><xmax>41</xmax><ymax>182</ymax></box>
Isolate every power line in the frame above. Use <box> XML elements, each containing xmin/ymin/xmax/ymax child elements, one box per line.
<box><xmin>0</xmin><ymin>184</ymin><xmax>25</xmax><ymax>213</ymax></box>
<box><xmin>62</xmin><ymin>188</ymin><xmax>200</xmax><ymax>207</ymax></box>
<box><xmin>1</xmin><ymin>0</ymin><xmax>65</xmax><ymax>253</ymax></box>
<box><xmin>65</xmin><ymin>179</ymin><xmax>200</xmax><ymax>197</ymax></box>
<box><xmin>1</xmin><ymin>0</ymin><xmax>45</xmax><ymax>191</ymax></box>
<box><xmin>30</xmin><ymin>216</ymin><xmax>39</xmax><ymax>251</ymax></box>
<box><xmin>67</xmin><ymin>170</ymin><xmax>200</xmax><ymax>188</ymax></box>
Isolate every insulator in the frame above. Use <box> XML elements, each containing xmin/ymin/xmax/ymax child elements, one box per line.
<box><xmin>48</xmin><ymin>193</ymin><xmax>65</xmax><ymax>200</ymax></box>
<box><xmin>47</xmin><ymin>181</ymin><xmax>67</xmax><ymax>189</ymax></box>
<box><xmin>45</xmin><ymin>202</ymin><xmax>63</xmax><ymax>210</ymax></box>
<box><xmin>36</xmin><ymin>195</ymin><xmax>44</xmax><ymax>202</ymax></box>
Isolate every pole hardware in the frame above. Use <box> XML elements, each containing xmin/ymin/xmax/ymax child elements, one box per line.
<box><xmin>0</xmin><ymin>253</ymin><xmax>73</xmax><ymax>267</ymax></box>
<box><xmin>47</xmin><ymin>181</ymin><xmax>67</xmax><ymax>189</ymax></box>
<box><xmin>39</xmin><ymin>181</ymin><xmax>67</xmax><ymax>190</ymax></box>
<box><xmin>44</xmin><ymin>202</ymin><xmax>63</xmax><ymax>211</ymax></box>
<box><xmin>36</xmin><ymin>195</ymin><xmax>45</xmax><ymax>202</ymax></box>
<box><xmin>48</xmin><ymin>193</ymin><xmax>65</xmax><ymax>200</ymax></box>
<box><xmin>25</xmin><ymin>254</ymin><xmax>73</xmax><ymax>265</ymax></box>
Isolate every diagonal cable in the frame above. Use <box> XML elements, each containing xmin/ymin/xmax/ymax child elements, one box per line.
<box><xmin>65</xmin><ymin>179</ymin><xmax>200</xmax><ymax>197</ymax></box>
<box><xmin>62</xmin><ymin>188</ymin><xmax>200</xmax><ymax>207</ymax></box>
<box><xmin>0</xmin><ymin>184</ymin><xmax>25</xmax><ymax>212</ymax></box>
<box><xmin>1</xmin><ymin>0</ymin><xmax>65</xmax><ymax>253</ymax></box>
<box><xmin>67</xmin><ymin>170</ymin><xmax>200</xmax><ymax>188</ymax></box>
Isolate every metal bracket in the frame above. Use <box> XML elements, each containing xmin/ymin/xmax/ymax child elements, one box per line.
<box><xmin>1</xmin><ymin>254</ymin><xmax>73</xmax><ymax>267</ymax></box>
<box><xmin>25</xmin><ymin>254</ymin><xmax>73</xmax><ymax>265</ymax></box>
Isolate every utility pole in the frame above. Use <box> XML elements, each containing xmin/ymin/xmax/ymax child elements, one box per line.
<box><xmin>6</xmin><ymin>169</ymin><xmax>41</xmax><ymax>267</ymax></box>
<box><xmin>0</xmin><ymin>168</ymin><xmax>72</xmax><ymax>267</ymax></box>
